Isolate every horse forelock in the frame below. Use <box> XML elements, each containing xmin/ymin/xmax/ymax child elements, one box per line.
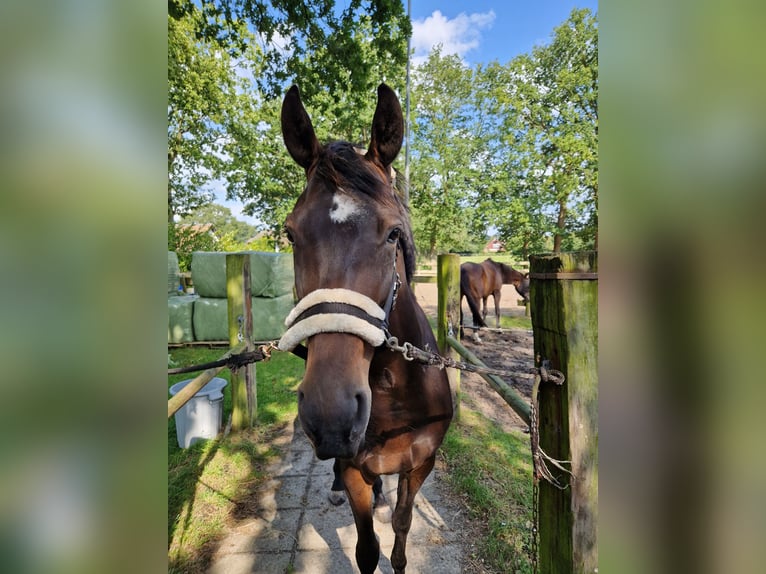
<box><xmin>310</xmin><ymin>141</ymin><xmax>416</xmax><ymax>282</ymax></box>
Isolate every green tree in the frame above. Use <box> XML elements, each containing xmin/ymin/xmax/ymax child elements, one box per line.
<box><xmin>168</xmin><ymin>224</ymin><xmax>219</xmax><ymax>273</ymax></box>
<box><xmin>494</xmin><ymin>8</ymin><xmax>598</xmax><ymax>253</ymax></box>
<box><xmin>168</xmin><ymin>1</ymin><xmax>410</xmax><ymax>244</ymax></box>
<box><xmin>169</xmin><ymin>0</ymin><xmax>410</xmax><ymax>100</ymax></box>
<box><xmin>167</xmin><ymin>6</ymin><xmax>258</xmax><ymax>223</ymax></box>
<box><xmin>179</xmin><ymin>203</ymin><xmax>257</xmax><ymax>244</ymax></box>
<box><xmin>409</xmin><ymin>47</ymin><xmax>485</xmax><ymax>258</ymax></box>
<box><xmin>222</xmin><ymin>14</ymin><xmax>408</xmax><ymax>243</ymax></box>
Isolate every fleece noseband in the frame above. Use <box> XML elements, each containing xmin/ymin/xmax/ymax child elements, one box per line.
<box><xmin>277</xmin><ymin>288</ymin><xmax>388</xmax><ymax>352</ymax></box>
<box><xmin>278</xmin><ymin>249</ymin><xmax>401</xmax><ymax>353</ymax></box>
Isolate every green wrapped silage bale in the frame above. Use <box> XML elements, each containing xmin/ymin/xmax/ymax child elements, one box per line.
<box><xmin>168</xmin><ymin>251</ymin><xmax>181</xmax><ymax>295</ymax></box>
<box><xmin>191</xmin><ymin>294</ymin><xmax>296</xmax><ymax>342</ymax></box>
<box><xmin>251</xmin><ymin>293</ymin><xmax>295</xmax><ymax>340</ymax></box>
<box><xmin>191</xmin><ymin>251</ymin><xmax>294</xmax><ymax>298</ymax></box>
<box><xmin>192</xmin><ymin>297</ymin><xmax>229</xmax><ymax>341</ymax></box>
<box><xmin>168</xmin><ymin>295</ymin><xmax>196</xmax><ymax>343</ymax></box>
<box><xmin>247</xmin><ymin>252</ymin><xmax>294</xmax><ymax>298</ymax></box>
<box><xmin>190</xmin><ymin>252</ymin><xmax>227</xmax><ymax>298</ymax></box>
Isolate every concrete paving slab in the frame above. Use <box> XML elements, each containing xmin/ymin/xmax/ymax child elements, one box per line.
<box><xmin>268</xmin><ymin>444</ymin><xmax>316</xmax><ymax>477</ymax></box>
<box><xmin>208</xmin><ymin>551</ymin><xmax>294</xmax><ymax>574</ymax></box>
<box><xmin>208</xmin><ymin>418</ymin><xmax>466</xmax><ymax>573</ymax></box>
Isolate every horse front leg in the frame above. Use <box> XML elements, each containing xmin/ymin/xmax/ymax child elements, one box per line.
<box><xmin>341</xmin><ymin>464</ymin><xmax>380</xmax><ymax>574</ymax></box>
<box><xmin>390</xmin><ymin>456</ymin><xmax>436</xmax><ymax>574</ymax></box>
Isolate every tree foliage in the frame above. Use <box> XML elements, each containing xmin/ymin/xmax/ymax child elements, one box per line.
<box><xmin>489</xmin><ymin>8</ymin><xmax>598</xmax><ymax>254</ymax></box>
<box><xmin>409</xmin><ymin>47</ymin><xmax>484</xmax><ymax>258</ymax></box>
<box><xmin>169</xmin><ymin>0</ymin><xmax>410</xmax><ymax>100</ymax></box>
<box><xmin>179</xmin><ymin>203</ymin><xmax>256</xmax><ymax>243</ymax></box>
<box><xmin>167</xmin><ymin>4</ymin><xmax>597</xmax><ymax>260</ymax></box>
<box><xmin>167</xmin><ymin>6</ymin><xmax>258</xmax><ymax>223</ymax></box>
<box><xmin>168</xmin><ymin>0</ymin><xmax>411</xmax><ymax>246</ymax></box>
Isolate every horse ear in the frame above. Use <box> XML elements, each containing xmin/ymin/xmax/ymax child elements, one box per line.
<box><xmin>281</xmin><ymin>85</ymin><xmax>321</xmax><ymax>170</ymax></box>
<box><xmin>367</xmin><ymin>83</ymin><xmax>403</xmax><ymax>168</ymax></box>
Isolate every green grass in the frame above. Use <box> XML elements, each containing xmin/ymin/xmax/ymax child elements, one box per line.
<box><xmin>168</xmin><ymin>348</ymin><xmax>304</xmax><ymax>573</ymax></box>
<box><xmin>499</xmin><ymin>313</ymin><xmax>532</xmax><ymax>331</ymax></box>
<box><xmin>440</xmin><ymin>407</ymin><xmax>535</xmax><ymax>574</ymax></box>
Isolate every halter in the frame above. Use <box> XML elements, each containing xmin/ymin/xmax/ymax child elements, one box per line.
<box><xmin>277</xmin><ymin>245</ymin><xmax>401</xmax><ymax>354</ymax></box>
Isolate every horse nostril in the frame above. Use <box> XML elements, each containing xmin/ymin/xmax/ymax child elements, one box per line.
<box><xmin>354</xmin><ymin>392</ymin><xmax>370</xmax><ymax>424</ymax></box>
<box><xmin>355</xmin><ymin>392</ymin><xmax>366</xmax><ymax>413</ymax></box>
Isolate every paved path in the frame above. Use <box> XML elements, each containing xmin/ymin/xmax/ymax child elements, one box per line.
<box><xmin>208</xmin><ymin>420</ymin><xmax>465</xmax><ymax>574</ymax></box>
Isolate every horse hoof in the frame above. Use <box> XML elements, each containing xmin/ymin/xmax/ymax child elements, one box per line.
<box><xmin>328</xmin><ymin>491</ymin><xmax>346</xmax><ymax>506</ymax></box>
<box><xmin>373</xmin><ymin>494</ymin><xmax>392</xmax><ymax>523</ymax></box>
<box><xmin>375</xmin><ymin>504</ymin><xmax>392</xmax><ymax>523</ymax></box>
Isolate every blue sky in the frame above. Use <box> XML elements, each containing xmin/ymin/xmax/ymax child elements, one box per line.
<box><xmin>218</xmin><ymin>1</ymin><xmax>598</xmax><ymax>226</ymax></box>
<box><xmin>409</xmin><ymin>1</ymin><xmax>598</xmax><ymax>66</ymax></box>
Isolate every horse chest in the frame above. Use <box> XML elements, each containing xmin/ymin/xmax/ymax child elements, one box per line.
<box><xmin>360</xmin><ymin>433</ymin><xmax>439</xmax><ymax>477</ymax></box>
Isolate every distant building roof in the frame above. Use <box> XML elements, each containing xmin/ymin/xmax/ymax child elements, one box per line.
<box><xmin>484</xmin><ymin>237</ymin><xmax>505</xmax><ymax>253</ymax></box>
<box><xmin>178</xmin><ymin>223</ymin><xmax>214</xmax><ymax>235</ymax></box>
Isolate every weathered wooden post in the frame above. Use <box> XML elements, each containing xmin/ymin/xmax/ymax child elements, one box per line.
<box><xmin>437</xmin><ymin>253</ymin><xmax>461</xmax><ymax>421</ymax></box>
<box><xmin>227</xmin><ymin>253</ymin><xmax>256</xmax><ymax>430</ymax></box>
<box><xmin>529</xmin><ymin>251</ymin><xmax>598</xmax><ymax>574</ymax></box>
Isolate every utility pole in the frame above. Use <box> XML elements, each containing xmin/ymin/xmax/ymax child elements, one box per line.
<box><xmin>404</xmin><ymin>0</ymin><xmax>411</xmax><ymax>207</ymax></box>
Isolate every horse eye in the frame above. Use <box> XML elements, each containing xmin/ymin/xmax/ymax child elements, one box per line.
<box><xmin>387</xmin><ymin>227</ymin><xmax>401</xmax><ymax>244</ymax></box>
<box><xmin>284</xmin><ymin>228</ymin><xmax>295</xmax><ymax>245</ymax></box>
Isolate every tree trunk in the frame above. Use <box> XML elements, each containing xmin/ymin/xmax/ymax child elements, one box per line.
<box><xmin>168</xmin><ymin>146</ymin><xmax>177</xmax><ymax>225</ymax></box>
<box><xmin>553</xmin><ymin>199</ymin><xmax>567</xmax><ymax>253</ymax></box>
<box><xmin>168</xmin><ymin>184</ymin><xmax>174</xmax><ymax>225</ymax></box>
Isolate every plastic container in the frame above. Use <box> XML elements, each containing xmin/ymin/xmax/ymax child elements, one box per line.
<box><xmin>169</xmin><ymin>377</ymin><xmax>228</xmax><ymax>448</ymax></box>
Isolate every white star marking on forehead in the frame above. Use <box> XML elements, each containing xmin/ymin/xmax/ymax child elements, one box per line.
<box><xmin>329</xmin><ymin>189</ymin><xmax>362</xmax><ymax>223</ymax></box>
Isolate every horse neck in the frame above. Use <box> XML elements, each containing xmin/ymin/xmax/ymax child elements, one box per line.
<box><xmin>501</xmin><ymin>266</ymin><xmax>521</xmax><ymax>284</ymax></box>
<box><xmin>376</xmin><ymin>281</ymin><xmax>433</xmax><ymax>359</ymax></box>
<box><xmin>388</xmin><ymin>281</ymin><xmax>420</xmax><ymax>336</ymax></box>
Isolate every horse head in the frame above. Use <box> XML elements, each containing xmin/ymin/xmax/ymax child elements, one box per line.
<box><xmin>516</xmin><ymin>273</ymin><xmax>530</xmax><ymax>301</ymax></box>
<box><xmin>279</xmin><ymin>84</ymin><xmax>411</xmax><ymax>460</ymax></box>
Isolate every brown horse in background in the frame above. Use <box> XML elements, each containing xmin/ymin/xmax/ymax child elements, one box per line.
<box><xmin>461</xmin><ymin>258</ymin><xmax>530</xmax><ymax>328</ymax></box>
<box><xmin>278</xmin><ymin>84</ymin><xmax>453</xmax><ymax>574</ymax></box>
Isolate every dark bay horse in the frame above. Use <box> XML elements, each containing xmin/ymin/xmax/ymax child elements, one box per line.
<box><xmin>278</xmin><ymin>84</ymin><xmax>453</xmax><ymax>574</ymax></box>
<box><xmin>461</xmin><ymin>258</ymin><xmax>530</xmax><ymax>328</ymax></box>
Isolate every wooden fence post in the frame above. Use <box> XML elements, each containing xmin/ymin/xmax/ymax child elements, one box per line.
<box><xmin>227</xmin><ymin>253</ymin><xmax>256</xmax><ymax>430</ymax></box>
<box><xmin>437</xmin><ymin>253</ymin><xmax>461</xmax><ymax>421</ymax></box>
<box><xmin>529</xmin><ymin>251</ymin><xmax>598</xmax><ymax>574</ymax></box>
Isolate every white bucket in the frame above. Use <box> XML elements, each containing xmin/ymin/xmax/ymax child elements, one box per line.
<box><xmin>169</xmin><ymin>377</ymin><xmax>228</xmax><ymax>448</ymax></box>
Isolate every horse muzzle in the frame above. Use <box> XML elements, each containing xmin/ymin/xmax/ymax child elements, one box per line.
<box><xmin>298</xmin><ymin>385</ymin><xmax>370</xmax><ymax>460</ymax></box>
<box><xmin>296</xmin><ymin>332</ymin><xmax>374</xmax><ymax>460</ymax></box>
<box><xmin>297</xmin><ymin>379</ymin><xmax>372</xmax><ymax>460</ymax></box>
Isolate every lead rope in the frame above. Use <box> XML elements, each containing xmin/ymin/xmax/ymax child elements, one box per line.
<box><xmin>529</xmin><ymin>359</ymin><xmax>573</xmax><ymax>573</ymax></box>
<box><xmin>382</xmin><ymin>334</ymin><xmax>540</xmax><ymax>379</ymax></box>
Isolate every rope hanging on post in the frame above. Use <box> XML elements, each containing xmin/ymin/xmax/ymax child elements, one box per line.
<box><xmin>530</xmin><ymin>359</ymin><xmax>574</xmax><ymax>489</ymax></box>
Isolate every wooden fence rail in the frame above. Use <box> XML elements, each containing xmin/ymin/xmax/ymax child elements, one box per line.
<box><xmin>167</xmin><ymin>341</ymin><xmax>247</xmax><ymax>419</ymax></box>
<box><xmin>445</xmin><ymin>335</ymin><xmax>531</xmax><ymax>425</ymax></box>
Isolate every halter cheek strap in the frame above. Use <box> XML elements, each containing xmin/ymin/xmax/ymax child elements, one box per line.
<box><xmin>277</xmin><ymin>289</ymin><xmax>387</xmax><ymax>352</ymax></box>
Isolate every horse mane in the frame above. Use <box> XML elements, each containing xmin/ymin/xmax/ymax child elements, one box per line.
<box><xmin>314</xmin><ymin>141</ymin><xmax>417</xmax><ymax>283</ymax></box>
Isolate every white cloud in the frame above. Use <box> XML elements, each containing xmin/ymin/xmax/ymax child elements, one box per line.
<box><xmin>411</xmin><ymin>10</ymin><xmax>495</xmax><ymax>66</ymax></box>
